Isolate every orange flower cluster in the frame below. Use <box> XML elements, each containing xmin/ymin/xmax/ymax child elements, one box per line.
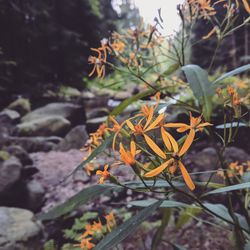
<box><xmin>227</xmin><ymin>86</ymin><xmax>241</xmax><ymax>106</ymax></box>
<box><xmin>75</xmin><ymin>212</ymin><xmax>116</xmax><ymax>250</ymax></box>
<box><xmin>88</xmin><ymin>22</ymin><xmax>164</xmax><ymax>78</ymax></box>
<box><xmin>94</xmin><ymin>92</ymin><xmax>212</xmax><ymax>191</ymax></box>
<box><xmin>218</xmin><ymin>161</ymin><xmax>250</xmax><ymax>179</ymax></box>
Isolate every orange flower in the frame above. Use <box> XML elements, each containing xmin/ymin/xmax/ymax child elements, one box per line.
<box><xmin>88</xmin><ymin>55</ymin><xmax>105</xmax><ymax>78</ymax></box>
<box><xmin>144</xmin><ymin>129</ymin><xmax>195</xmax><ymax>190</ymax></box>
<box><xmin>76</xmin><ymin>238</ymin><xmax>95</xmax><ymax>250</ymax></box>
<box><xmin>164</xmin><ymin>112</ymin><xmax>212</xmax><ymax>133</ymax></box>
<box><xmin>126</xmin><ymin>113</ymin><xmax>167</xmax><ymax>159</ymax></box>
<box><xmin>111</xmin><ymin>40</ymin><xmax>126</xmax><ymax>53</ymax></box>
<box><xmin>119</xmin><ymin>141</ymin><xmax>138</xmax><ymax>166</ymax></box>
<box><xmin>92</xmin><ymin>219</ymin><xmax>103</xmax><ymax>233</ymax></box>
<box><xmin>80</xmin><ymin>224</ymin><xmax>94</xmax><ymax>239</ymax></box>
<box><xmin>107</xmin><ymin>116</ymin><xmax>126</xmax><ymax>150</ymax></box>
<box><xmin>105</xmin><ymin>212</ymin><xmax>116</xmax><ymax>232</ymax></box>
<box><xmin>96</xmin><ymin>164</ymin><xmax>110</xmax><ymax>184</ymax></box>
<box><xmin>85</xmin><ymin>163</ymin><xmax>94</xmax><ymax>176</ymax></box>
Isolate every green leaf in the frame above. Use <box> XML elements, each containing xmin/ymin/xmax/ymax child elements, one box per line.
<box><xmin>93</xmin><ymin>201</ymin><xmax>162</xmax><ymax>250</ymax></box>
<box><xmin>110</xmin><ymin>89</ymin><xmax>156</xmax><ymax>116</ymax></box>
<box><xmin>61</xmin><ymin>135</ymin><xmax>113</xmax><ymax>181</ymax></box>
<box><xmin>123</xmin><ymin>180</ymin><xmax>185</xmax><ymax>189</ymax></box>
<box><xmin>129</xmin><ymin>199</ymin><xmax>197</xmax><ymax>209</ymax></box>
<box><xmin>216</xmin><ymin>122</ymin><xmax>247</xmax><ymax>129</ymax></box>
<box><xmin>161</xmin><ymin>63</ymin><xmax>180</xmax><ymax>77</ymax></box>
<box><xmin>151</xmin><ymin>208</ymin><xmax>172</xmax><ymax>250</ymax></box>
<box><xmin>204</xmin><ymin>182</ymin><xmax>250</xmax><ymax>196</ymax></box>
<box><xmin>37</xmin><ymin>184</ymin><xmax>119</xmax><ymax>221</ymax></box>
<box><xmin>213</xmin><ymin>64</ymin><xmax>250</xmax><ymax>84</ymax></box>
<box><xmin>175</xmin><ymin>206</ymin><xmax>202</xmax><ymax>229</ymax></box>
<box><xmin>182</xmin><ymin>64</ymin><xmax>214</xmax><ymax>120</ymax></box>
<box><xmin>203</xmin><ymin>203</ymin><xmax>249</xmax><ymax>232</ymax></box>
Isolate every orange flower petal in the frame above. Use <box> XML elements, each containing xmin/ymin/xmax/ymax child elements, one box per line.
<box><xmin>243</xmin><ymin>0</ymin><xmax>250</xmax><ymax>14</ymax></box>
<box><xmin>144</xmin><ymin>159</ymin><xmax>173</xmax><ymax>177</ymax></box>
<box><xmin>179</xmin><ymin>129</ymin><xmax>195</xmax><ymax>156</ymax></box>
<box><xmin>164</xmin><ymin>123</ymin><xmax>187</xmax><ymax>128</ymax></box>
<box><xmin>131</xmin><ymin>141</ymin><xmax>136</xmax><ymax>157</ymax></box>
<box><xmin>126</xmin><ymin>120</ymin><xmax>136</xmax><ymax>132</ymax></box>
<box><xmin>144</xmin><ymin>134</ymin><xmax>166</xmax><ymax>159</ymax></box>
<box><xmin>144</xmin><ymin>107</ymin><xmax>154</xmax><ymax>129</ymax></box>
<box><xmin>145</xmin><ymin>113</ymin><xmax>165</xmax><ymax>131</ymax></box>
<box><xmin>166</xmin><ymin>131</ymin><xmax>179</xmax><ymax>153</ymax></box>
<box><xmin>161</xmin><ymin>127</ymin><xmax>172</xmax><ymax>151</ymax></box>
<box><xmin>197</xmin><ymin>122</ymin><xmax>213</xmax><ymax>128</ymax></box>
<box><xmin>177</xmin><ymin>126</ymin><xmax>190</xmax><ymax>133</ymax></box>
<box><xmin>178</xmin><ymin>161</ymin><xmax>195</xmax><ymax>190</ymax></box>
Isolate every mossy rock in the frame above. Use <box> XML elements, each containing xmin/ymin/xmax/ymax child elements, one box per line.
<box><xmin>0</xmin><ymin>150</ymin><xmax>10</xmax><ymax>161</ymax></box>
<box><xmin>8</xmin><ymin>98</ymin><xmax>31</xmax><ymax>116</ymax></box>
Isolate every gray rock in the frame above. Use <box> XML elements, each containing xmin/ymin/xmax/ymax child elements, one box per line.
<box><xmin>0</xmin><ymin>112</ymin><xmax>15</xmax><ymax>139</ymax></box>
<box><xmin>224</xmin><ymin>147</ymin><xmax>250</xmax><ymax>163</ymax></box>
<box><xmin>26</xmin><ymin>180</ymin><xmax>45</xmax><ymax>212</ymax></box>
<box><xmin>0</xmin><ymin>109</ymin><xmax>20</xmax><ymax>123</ymax></box>
<box><xmin>22</xmin><ymin>102</ymin><xmax>85</xmax><ymax>125</ymax></box>
<box><xmin>5</xmin><ymin>145</ymin><xmax>33</xmax><ymax>165</ymax></box>
<box><xmin>17</xmin><ymin>116</ymin><xmax>71</xmax><ymax>137</ymax></box>
<box><xmin>56</xmin><ymin>125</ymin><xmax>89</xmax><ymax>151</ymax></box>
<box><xmin>0</xmin><ymin>157</ymin><xmax>22</xmax><ymax>193</ymax></box>
<box><xmin>86</xmin><ymin>107</ymin><xmax>109</xmax><ymax>120</ymax></box>
<box><xmin>189</xmin><ymin>147</ymin><xmax>250</xmax><ymax>171</ymax></box>
<box><xmin>0</xmin><ymin>136</ymin><xmax>62</xmax><ymax>153</ymax></box>
<box><xmin>7</xmin><ymin>98</ymin><xmax>31</xmax><ymax>116</ymax></box>
<box><xmin>0</xmin><ymin>206</ymin><xmax>43</xmax><ymax>250</ymax></box>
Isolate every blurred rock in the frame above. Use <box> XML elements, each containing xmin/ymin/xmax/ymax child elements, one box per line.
<box><xmin>0</xmin><ymin>156</ymin><xmax>22</xmax><ymax>193</ymax></box>
<box><xmin>0</xmin><ymin>207</ymin><xmax>43</xmax><ymax>250</ymax></box>
<box><xmin>224</xmin><ymin>147</ymin><xmax>250</xmax><ymax>163</ymax></box>
<box><xmin>56</xmin><ymin>125</ymin><xmax>89</xmax><ymax>151</ymax></box>
<box><xmin>113</xmin><ymin>90</ymin><xmax>132</xmax><ymax>100</ymax></box>
<box><xmin>7</xmin><ymin>97</ymin><xmax>31</xmax><ymax>116</ymax></box>
<box><xmin>17</xmin><ymin>116</ymin><xmax>71</xmax><ymax>137</ymax></box>
<box><xmin>0</xmin><ymin>136</ymin><xmax>62</xmax><ymax>153</ymax></box>
<box><xmin>189</xmin><ymin>146</ymin><xmax>250</xmax><ymax>171</ymax></box>
<box><xmin>26</xmin><ymin>180</ymin><xmax>45</xmax><ymax>212</ymax></box>
<box><xmin>0</xmin><ymin>112</ymin><xmax>15</xmax><ymax>139</ymax></box>
<box><xmin>5</xmin><ymin>145</ymin><xmax>33</xmax><ymax>165</ymax></box>
<box><xmin>22</xmin><ymin>102</ymin><xmax>85</xmax><ymax>126</ymax></box>
<box><xmin>0</xmin><ymin>109</ymin><xmax>20</xmax><ymax>123</ymax></box>
<box><xmin>86</xmin><ymin>107</ymin><xmax>109</xmax><ymax>120</ymax></box>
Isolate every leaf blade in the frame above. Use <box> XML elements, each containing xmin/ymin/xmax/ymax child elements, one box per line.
<box><xmin>94</xmin><ymin>201</ymin><xmax>162</xmax><ymax>250</ymax></box>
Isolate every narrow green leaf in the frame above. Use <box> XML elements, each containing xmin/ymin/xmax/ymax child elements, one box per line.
<box><xmin>203</xmin><ymin>203</ymin><xmax>249</xmax><ymax>232</ymax></box>
<box><xmin>110</xmin><ymin>89</ymin><xmax>156</xmax><ymax>116</ymax></box>
<box><xmin>182</xmin><ymin>64</ymin><xmax>214</xmax><ymax>120</ymax></box>
<box><xmin>129</xmin><ymin>199</ymin><xmax>197</xmax><ymax>208</ymax></box>
<box><xmin>123</xmin><ymin>180</ymin><xmax>185</xmax><ymax>189</ymax></box>
<box><xmin>94</xmin><ymin>201</ymin><xmax>162</xmax><ymax>250</ymax></box>
<box><xmin>213</xmin><ymin>64</ymin><xmax>250</xmax><ymax>84</ymax></box>
<box><xmin>37</xmin><ymin>184</ymin><xmax>119</xmax><ymax>221</ymax></box>
<box><xmin>151</xmin><ymin>208</ymin><xmax>172</xmax><ymax>250</ymax></box>
<box><xmin>161</xmin><ymin>63</ymin><xmax>180</xmax><ymax>76</ymax></box>
<box><xmin>175</xmin><ymin>206</ymin><xmax>202</xmax><ymax>229</ymax></box>
<box><xmin>61</xmin><ymin>135</ymin><xmax>113</xmax><ymax>181</ymax></box>
<box><xmin>204</xmin><ymin>182</ymin><xmax>250</xmax><ymax>196</ymax></box>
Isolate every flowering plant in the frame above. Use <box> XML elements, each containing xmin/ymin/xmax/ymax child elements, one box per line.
<box><xmin>40</xmin><ymin>1</ymin><xmax>250</xmax><ymax>249</ymax></box>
